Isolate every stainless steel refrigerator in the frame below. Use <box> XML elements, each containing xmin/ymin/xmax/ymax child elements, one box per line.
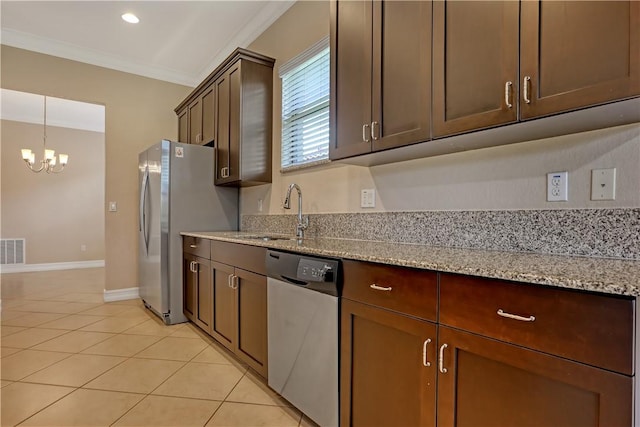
<box><xmin>138</xmin><ymin>140</ymin><xmax>238</xmax><ymax>324</ymax></box>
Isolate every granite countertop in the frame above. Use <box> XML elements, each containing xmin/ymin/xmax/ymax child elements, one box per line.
<box><xmin>181</xmin><ymin>231</ymin><xmax>640</xmax><ymax>297</ymax></box>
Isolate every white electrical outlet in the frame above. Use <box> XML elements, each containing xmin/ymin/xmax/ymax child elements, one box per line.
<box><xmin>591</xmin><ymin>168</ymin><xmax>616</xmax><ymax>200</ymax></box>
<box><xmin>108</xmin><ymin>201</ymin><xmax>117</xmax><ymax>212</ymax></box>
<box><xmin>361</xmin><ymin>189</ymin><xmax>376</xmax><ymax>208</ymax></box>
<box><xmin>547</xmin><ymin>172</ymin><xmax>568</xmax><ymax>202</ymax></box>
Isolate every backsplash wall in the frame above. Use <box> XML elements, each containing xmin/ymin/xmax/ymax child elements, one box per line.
<box><xmin>242</xmin><ymin>209</ymin><xmax>640</xmax><ymax>260</ymax></box>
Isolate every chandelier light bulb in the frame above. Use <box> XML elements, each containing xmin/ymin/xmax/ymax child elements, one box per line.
<box><xmin>59</xmin><ymin>154</ymin><xmax>69</xmax><ymax>165</ymax></box>
<box><xmin>21</xmin><ymin>149</ymin><xmax>32</xmax><ymax>160</ymax></box>
<box><xmin>45</xmin><ymin>149</ymin><xmax>55</xmax><ymax>161</ymax></box>
<box><xmin>50</xmin><ymin>156</ymin><xmax>57</xmax><ymax>167</ymax></box>
<box><xmin>29</xmin><ymin>152</ymin><xmax>35</xmax><ymax>165</ymax></box>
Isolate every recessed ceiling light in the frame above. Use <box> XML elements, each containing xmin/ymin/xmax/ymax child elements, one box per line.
<box><xmin>121</xmin><ymin>13</ymin><xmax>139</xmax><ymax>24</ymax></box>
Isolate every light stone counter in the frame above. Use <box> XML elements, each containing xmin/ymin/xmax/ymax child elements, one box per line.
<box><xmin>181</xmin><ymin>231</ymin><xmax>640</xmax><ymax>297</ymax></box>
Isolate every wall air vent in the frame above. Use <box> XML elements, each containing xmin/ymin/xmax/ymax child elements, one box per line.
<box><xmin>1</xmin><ymin>239</ymin><xmax>25</xmax><ymax>265</ymax></box>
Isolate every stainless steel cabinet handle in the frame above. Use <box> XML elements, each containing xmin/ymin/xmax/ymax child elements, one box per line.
<box><xmin>523</xmin><ymin>76</ymin><xmax>531</xmax><ymax>104</ymax></box>
<box><xmin>220</xmin><ymin>167</ymin><xmax>230</xmax><ymax>178</ymax></box>
<box><xmin>504</xmin><ymin>81</ymin><xmax>513</xmax><ymax>109</ymax></box>
<box><xmin>190</xmin><ymin>261</ymin><xmax>198</xmax><ymax>273</ymax></box>
<box><xmin>232</xmin><ymin>275</ymin><xmax>239</xmax><ymax>290</ymax></box>
<box><xmin>196</xmin><ymin>133</ymin><xmax>202</xmax><ymax>143</ymax></box>
<box><xmin>497</xmin><ymin>309</ymin><xmax>536</xmax><ymax>322</ymax></box>
<box><xmin>371</xmin><ymin>121</ymin><xmax>379</xmax><ymax>140</ymax></box>
<box><xmin>370</xmin><ymin>284</ymin><xmax>392</xmax><ymax>291</ymax></box>
<box><xmin>362</xmin><ymin>124</ymin><xmax>370</xmax><ymax>143</ymax></box>
<box><xmin>422</xmin><ymin>338</ymin><xmax>432</xmax><ymax>367</ymax></box>
<box><xmin>439</xmin><ymin>343</ymin><xmax>448</xmax><ymax>374</ymax></box>
<box><xmin>227</xmin><ymin>274</ymin><xmax>233</xmax><ymax>288</ymax></box>
<box><xmin>190</xmin><ymin>244</ymin><xmax>197</xmax><ymax>248</ymax></box>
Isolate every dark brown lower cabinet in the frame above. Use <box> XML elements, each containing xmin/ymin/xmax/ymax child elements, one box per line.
<box><xmin>341</xmin><ymin>298</ymin><xmax>437</xmax><ymax>427</ymax></box>
<box><xmin>182</xmin><ymin>253</ymin><xmax>212</xmax><ymax>334</ymax></box>
<box><xmin>210</xmin><ymin>260</ymin><xmax>267</xmax><ymax>378</ymax></box>
<box><xmin>211</xmin><ymin>261</ymin><xmax>236</xmax><ymax>350</ymax></box>
<box><xmin>234</xmin><ymin>268</ymin><xmax>267</xmax><ymax>377</ymax></box>
<box><xmin>436</xmin><ymin>326</ymin><xmax>633</xmax><ymax>427</ymax></box>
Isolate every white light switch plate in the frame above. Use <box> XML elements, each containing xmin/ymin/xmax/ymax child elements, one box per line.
<box><xmin>108</xmin><ymin>201</ymin><xmax>117</xmax><ymax>212</ymax></box>
<box><xmin>591</xmin><ymin>168</ymin><xmax>616</xmax><ymax>200</ymax></box>
<box><xmin>361</xmin><ymin>189</ymin><xmax>375</xmax><ymax>208</ymax></box>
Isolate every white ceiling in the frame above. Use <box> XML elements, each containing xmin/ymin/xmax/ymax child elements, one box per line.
<box><xmin>0</xmin><ymin>1</ymin><xmax>295</xmax><ymax>87</ymax></box>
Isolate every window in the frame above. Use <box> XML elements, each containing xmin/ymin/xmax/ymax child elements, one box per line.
<box><xmin>280</xmin><ymin>37</ymin><xmax>330</xmax><ymax>170</ymax></box>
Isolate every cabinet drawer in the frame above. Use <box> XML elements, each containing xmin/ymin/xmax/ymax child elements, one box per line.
<box><xmin>439</xmin><ymin>273</ymin><xmax>635</xmax><ymax>375</ymax></box>
<box><xmin>211</xmin><ymin>240</ymin><xmax>267</xmax><ymax>275</ymax></box>
<box><xmin>182</xmin><ymin>236</ymin><xmax>210</xmax><ymax>259</ymax></box>
<box><xmin>342</xmin><ymin>259</ymin><xmax>437</xmax><ymax>322</ymax></box>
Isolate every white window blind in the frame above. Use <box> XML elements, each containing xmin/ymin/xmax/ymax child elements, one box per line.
<box><xmin>280</xmin><ymin>37</ymin><xmax>330</xmax><ymax>170</ymax></box>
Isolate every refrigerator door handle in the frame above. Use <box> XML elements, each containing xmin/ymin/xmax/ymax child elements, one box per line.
<box><xmin>140</xmin><ymin>167</ymin><xmax>150</xmax><ymax>255</ymax></box>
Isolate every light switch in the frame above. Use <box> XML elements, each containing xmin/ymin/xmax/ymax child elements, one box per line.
<box><xmin>591</xmin><ymin>168</ymin><xmax>616</xmax><ymax>201</ymax></box>
<box><xmin>108</xmin><ymin>201</ymin><xmax>118</xmax><ymax>212</ymax></box>
<box><xmin>361</xmin><ymin>189</ymin><xmax>375</xmax><ymax>208</ymax></box>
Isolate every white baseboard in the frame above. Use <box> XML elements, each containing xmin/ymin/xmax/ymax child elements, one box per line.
<box><xmin>103</xmin><ymin>287</ymin><xmax>139</xmax><ymax>302</ymax></box>
<box><xmin>0</xmin><ymin>260</ymin><xmax>105</xmax><ymax>274</ymax></box>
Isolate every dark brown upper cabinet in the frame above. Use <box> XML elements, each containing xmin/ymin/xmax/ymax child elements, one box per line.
<box><xmin>176</xmin><ymin>86</ymin><xmax>215</xmax><ymax>145</ymax></box>
<box><xmin>330</xmin><ymin>0</ymin><xmax>432</xmax><ymax>161</ymax></box>
<box><xmin>433</xmin><ymin>0</ymin><xmax>640</xmax><ymax>138</ymax></box>
<box><xmin>214</xmin><ymin>52</ymin><xmax>273</xmax><ymax>187</ymax></box>
<box><xmin>176</xmin><ymin>49</ymin><xmax>274</xmax><ymax>186</ymax></box>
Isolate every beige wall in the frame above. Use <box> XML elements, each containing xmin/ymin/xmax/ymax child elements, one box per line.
<box><xmin>1</xmin><ymin>45</ymin><xmax>192</xmax><ymax>290</ymax></box>
<box><xmin>243</xmin><ymin>1</ymin><xmax>640</xmax><ymax>215</ymax></box>
<box><xmin>1</xmin><ymin>120</ymin><xmax>105</xmax><ymax>263</ymax></box>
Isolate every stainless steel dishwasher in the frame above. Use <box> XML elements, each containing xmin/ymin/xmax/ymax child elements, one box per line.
<box><xmin>266</xmin><ymin>250</ymin><xmax>340</xmax><ymax>427</ymax></box>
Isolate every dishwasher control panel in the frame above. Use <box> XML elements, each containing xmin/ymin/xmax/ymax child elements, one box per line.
<box><xmin>266</xmin><ymin>250</ymin><xmax>340</xmax><ymax>296</ymax></box>
<box><xmin>297</xmin><ymin>259</ymin><xmax>334</xmax><ymax>282</ymax></box>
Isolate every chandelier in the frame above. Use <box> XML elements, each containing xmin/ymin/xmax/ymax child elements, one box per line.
<box><xmin>20</xmin><ymin>96</ymin><xmax>69</xmax><ymax>173</ymax></box>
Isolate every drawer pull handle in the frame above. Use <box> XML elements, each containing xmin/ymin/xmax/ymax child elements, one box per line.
<box><xmin>523</xmin><ymin>76</ymin><xmax>532</xmax><ymax>104</ymax></box>
<box><xmin>189</xmin><ymin>244</ymin><xmax>197</xmax><ymax>248</ymax></box>
<box><xmin>439</xmin><ymin>343</ymin><xmax>448</xmax><ymax>374</ymax></box>
<box><xmin>504</xmin><ymin>81</ymin><xmax>513</xmax><ymax>109</ymax></box>
<box><xmin>422</xmin><ymin>338</ymin><xmax>431</xmax><ymax>367</ymax></box>
<box><xmin>370</xmin><ymin>284</ymin><xmax>392</xmax><ymax>291</ymax></box>
<box><xmin>362</xmin><ymin>124</ymin><xmax>370</xmax><ymax>143</ymax></box>
<box><xmin>497</xmin><ymin>309</ymin><xmax>535</xmax><ymax>322</ymax></box>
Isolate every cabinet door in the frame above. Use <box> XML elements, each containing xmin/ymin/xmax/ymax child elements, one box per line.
<box><xmin>183</xmin><ymin>254</ymin><xmax>197</xmax><ymax>321</ymax></box>
<box><xmin>215</xmin><ymin>72</ymin><xmax>230</xmax><ymax>184</ymax></box>
<box><xmin>235</xmin><ymin>268</ymin><xmax>267</xmax><ymax>378</ymax></box>
<box><xmin>341</xmin><ymin>299</ymin><xmax>437</xmax><ymax>427</ymax></box>
<box><xmin>195</xmin><ymin>257</ymin><xmax>212</xmax><ymax>334</ymax></box>
<box><xmin>330</xmin><ymin>0</ymin><xmax>373</xmax><ymax>160</ymax></box>
<box><xmin>227</xmin><ymin>63</ymin><xmax>242</xmax><ymax>182</ymax></box>
<box><xmin>433</xmin><ymin>1</ymin><xmax>519</xmax><ymax>137</ymax></box>
<box><xmin>210</xmin><ymin>261</ymin><xmax>236</xmax><ymax>351</ymax></box>
<box><xmin>188</xmin><ymin>98</ymin><xmax>203</xmax><ymax>144</ymax></box>
<box><xmin>201</xmin><ymin>86</ymin><xmax>216</xmax><ymax>145</ymax></box>
<box><xmin>520</xmin><ymin>1</ymin><xmax>640</xmax><ymax>119</ymax></box>
<box><xmin>371</xmin><ymin>0</ymin><xmax>431</xmax><ymax>151</ymax></box>
<box><xmin>178</xmin><ymin>109</ymin><xmax>188</xmax><ymax>143</ymax></box>
<box><xmin>437</xmin><ymin>326</ymin><xmax>633</xmax><ymax>427</ymax></box>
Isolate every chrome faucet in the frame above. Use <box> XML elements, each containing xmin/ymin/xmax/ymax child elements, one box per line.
<box><xmin>283</xmin><ymin>183</ymin><xmax>308</xmax><ymax>239</ymax></box>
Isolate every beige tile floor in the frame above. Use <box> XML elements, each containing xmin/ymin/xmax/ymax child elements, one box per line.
<box><xmin>1</xmin><ymin>268</ymin><xmax>317</xmax><ymax>427</ymax></box>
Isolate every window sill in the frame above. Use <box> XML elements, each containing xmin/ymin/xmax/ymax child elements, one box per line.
<box><xmin>280</xmin><ymin>159</ymin><xmax>331</xmax><ymax>173</ymax></box>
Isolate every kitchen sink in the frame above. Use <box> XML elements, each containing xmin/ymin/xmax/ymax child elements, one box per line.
<box><xmin>242</xmin><ymin>235</ymin><xmax>296</xmax><ymax>242</ymax></box>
